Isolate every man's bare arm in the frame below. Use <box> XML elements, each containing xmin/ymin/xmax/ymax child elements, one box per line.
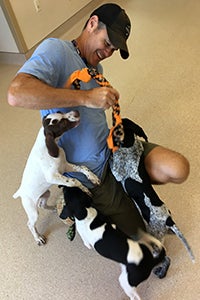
<box><xmin>7</xmin><ymin>73</ymin><xmax>119</xmax><ymax>110</ymax></box>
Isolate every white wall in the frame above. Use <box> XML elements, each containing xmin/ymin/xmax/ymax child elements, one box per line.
<box><xmin>0</xmin><ymin>6</ymin><xmax>19</xmax><ymax>53</ymax></box>
<box><xmin>0</xmin><ymin>0</ymin><xmax>92</xmax><ymax>53</ymax></box>
<box><xmin>6</xmin><ymin>0</ymin><xmax>92</xmax><ymax>51</ymax></box>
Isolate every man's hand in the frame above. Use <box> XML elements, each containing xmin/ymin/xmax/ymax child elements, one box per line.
<box><xmin>85</xmin><ymin>87</ymin><xmax>120</xmax><ymax>110</ymax></box>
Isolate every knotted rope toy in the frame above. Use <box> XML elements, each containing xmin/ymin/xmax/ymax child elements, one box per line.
<box><xmin>60</xmin><ymin>68</ymin><xmax>124</xmax><ymax>240</ymax></box>
<box><xmin>66</xmin><ymin>67</ymin><xmax>124</xmax><ymax>152</ymax></box>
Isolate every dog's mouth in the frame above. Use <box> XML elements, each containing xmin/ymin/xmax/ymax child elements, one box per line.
<box><xmin>61</xmin><ymin>118</ymin><xmax>80</xmax><ymax>130</ymax></box>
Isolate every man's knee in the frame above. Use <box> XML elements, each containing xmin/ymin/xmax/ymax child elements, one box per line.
<box><xmin>144</xmin><ymin>146</ymin><xmax>190</xmax><ymax>184</ymax></box>
<box><xmin>172</xmin><ymin>153</ymin><xmax>190</xmax><ymax>183</ymax></box>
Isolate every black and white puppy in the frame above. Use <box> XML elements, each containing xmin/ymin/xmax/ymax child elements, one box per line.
<box><xmin>109</xmin><ymin>118</ymin><xmax>195</xmax><ymax>276</ymax></box>
<box><xmin>61</xmin><ymin>186</ymin><xmax>166</xmax><ymax>300</ymax></box>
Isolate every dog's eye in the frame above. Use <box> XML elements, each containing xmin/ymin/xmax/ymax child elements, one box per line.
<box><xmin>51</xmin><ymin>119</ymin><xmax>59</xmax><ymax>125</ymax></box>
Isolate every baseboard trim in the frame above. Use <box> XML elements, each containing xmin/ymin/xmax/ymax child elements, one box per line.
<box><xmin>0</xmin><ymin>52</ymin><xmax>27</xmax><ymax>65</ymax></box>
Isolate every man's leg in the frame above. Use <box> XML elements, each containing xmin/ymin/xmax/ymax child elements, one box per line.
<box><xmin>144</xmin><ymin>145</ymin><xmax>190</xmax><ymax>184</ymax></box>
<box><xmin>91</xmin><ymin>165</ymin><xmax>146</xmax><ymax>237</ymax></box>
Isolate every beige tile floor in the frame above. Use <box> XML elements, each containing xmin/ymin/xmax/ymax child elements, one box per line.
<box><xmin>0</xmin><ymin>0</ymin><xmax>200</xmax><ymax>299</ymax></box>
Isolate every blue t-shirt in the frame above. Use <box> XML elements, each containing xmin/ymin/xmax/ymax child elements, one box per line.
<box><xmin>18</xmin><ymin>38</ymin><xmax>111</xmax><ymax>188</ymax></box>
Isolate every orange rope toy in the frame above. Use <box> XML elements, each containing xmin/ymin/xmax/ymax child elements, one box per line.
<box><xmin>66</xmin><ymin>67</ymin><xmax>124</xmax><ymax>152</ymax></box>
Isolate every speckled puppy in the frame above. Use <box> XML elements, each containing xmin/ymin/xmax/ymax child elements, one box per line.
<box><xmin>109</xmin><ymin>118</ymin><xmax>195</xmax><ymax>278</ymax></box>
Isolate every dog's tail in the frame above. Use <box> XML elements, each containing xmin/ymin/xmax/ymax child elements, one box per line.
<box><xmin>171</xmin><ymin>224</ymin><xmax>195</xmax><ymax>263</ymax></box>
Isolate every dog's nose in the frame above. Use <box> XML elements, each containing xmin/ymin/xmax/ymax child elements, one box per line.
<box><xmin>66</xmin><ymin>110</ymin><xmax>80</xmax><ymax>122</ymax></box>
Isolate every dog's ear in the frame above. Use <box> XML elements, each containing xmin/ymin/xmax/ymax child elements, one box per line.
<box><xmin>62</xmin><ymin>187</ymin><xmax>91</xmax><ymax>220</ymax></box>
<box><xmin>122</xmin><ymin>118</ymin><xmax>148</xmax><ymax>142</ymax></box>
<box><xmin>59</xmin><ymin>201</ymin><xmax>73</xmax><ymax>220</ymax></box>
<box><xmin>45</xmin><ymin>132</ymin><xmax>59</xmax><ymax>157</ymax></box>
<box><xmin>42</xmin><ymin>116</ymin><xmax>59</xmax><ymax>157</ymax></box>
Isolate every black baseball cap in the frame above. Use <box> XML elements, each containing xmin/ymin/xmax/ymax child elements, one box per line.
<box><xmin>90</xmin><ymin>3</ymin><xmax>131</xmax><ymax>59</ymax></box>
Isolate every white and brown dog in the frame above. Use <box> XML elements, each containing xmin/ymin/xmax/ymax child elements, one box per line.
<box><xmin>61</xmin><ymin>186</ymin><xmax>166</xmax><ymax>300</ymax></box>
<box><xmin>13</xmin><ymin>111</ymin><xmax>100</xmax><ymax>245</ymax></box>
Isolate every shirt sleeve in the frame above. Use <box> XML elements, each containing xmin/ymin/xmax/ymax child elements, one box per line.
<box><xmin>17</xmin><ymin>38</ymin><xmax>67</xmax><ymax>87</ymax></box>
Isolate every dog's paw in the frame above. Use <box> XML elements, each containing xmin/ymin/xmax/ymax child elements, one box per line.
<box><xmin>80</xmin><ymin>167</ymin><xmax>100</xmax><ymax>185</ymax></box>
<box><xmin>36</xmin><ymin>235</ymin><xmax>47</xmax><ymax>246</ymax></box>
<box><xmin>153</xmin><ymin>256</ymin><xmax>171</xmax><ymax>279</ymax></box>
<box><xmin>153</xmin><ymin>266</ymin><xmax>168</xmax><ymax>279</ymax></box>
<box><xmin>151</xmin><ymin>242</ymin><xmax>162</xmax><ymax>258</ymax></box>
<box><xmin>80</xmin><ymin>185</ymin><xmax>92</xmax><ymax>197</ymax></box>
<box><xmin>87</xmin><ymin>173</ymin><xmax>101</xmax><ymax>186</ymax></box>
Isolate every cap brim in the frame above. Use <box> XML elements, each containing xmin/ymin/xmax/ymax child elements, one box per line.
<box><xmin>106</xmin><ymin>26</ymin><xmax>129</xmax><ymax>59</ymax></box>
